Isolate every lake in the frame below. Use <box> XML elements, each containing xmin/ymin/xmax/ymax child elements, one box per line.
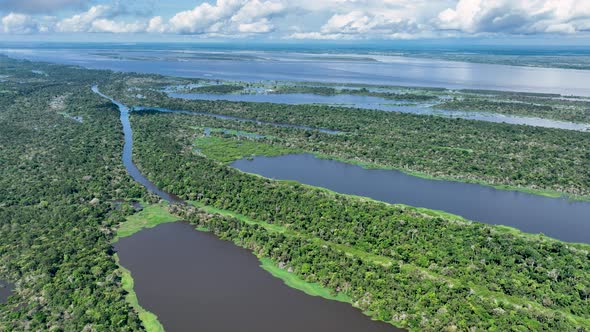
<box><xmin>231</xmin><ymin>154</ymin><xmax>590</xmax><ymax>244</ymax></box>
<box><xmin>4</xmin><ymin>46</ymin><xmax>590</xmax><ymax>96</ymax></box>
<box><xmin>115</xmin><ymin>222</ymin><xmax>402</xmax><ymax>332</ymax></box>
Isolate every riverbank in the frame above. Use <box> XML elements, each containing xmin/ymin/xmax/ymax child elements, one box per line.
<box><xmin>191</xmin><ymin>133</ymin><xmax>590</xmax><ymax>203</ymax></box>
<box><xmin>114</xmin><ymin>202</ymin><xmax>180</xmax><ymax>331</ymax></box>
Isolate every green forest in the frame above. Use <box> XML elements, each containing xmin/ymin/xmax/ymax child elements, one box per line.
<box><xmin>105</xmin><ymin>80</ymin><xmax>590</xmax><ymax>199</ymax></box>
<box><xmin>131</xmin><ymin>110</ymin><xmax>590</xmax><ymax>331</ymax></box>
<box><xmin>1</xmin><ymin>56</ymin><xmax>589</xmax><ymax>331</ymax></box>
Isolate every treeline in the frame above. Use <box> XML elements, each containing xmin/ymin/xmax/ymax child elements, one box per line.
<box><xmin>271</xmin><ymin>85</ymin><xmax>437</xmax><ymax>101</ymax></box>
<box><xmin>187</xmin><ymin>84</ymin><xmax>245</xmax><ymax>94</ymax></box>
<box><xmin>436</xmin><ymin>97</ymin><xmax>590</xmax><ymax>123</ymax></box>
<box><xmin>0</xmin><ymin>58</ymin><xmax>148</xmax><ymax>330</ymax></box>
<box><xmin>132</xmin><ymin>111</ymin><xmax>590</xmax><ymax>331</ymax></box>
<box><xmin>108</xmin><ymin>83</ymin><xmax>590</xmax><ymax>198</ymax></box>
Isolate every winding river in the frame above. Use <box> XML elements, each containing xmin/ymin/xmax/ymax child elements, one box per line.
<box><xmin>93</xmin><ymin>87</ymin><xmax>402</xmax><ymax>331</ymax></box>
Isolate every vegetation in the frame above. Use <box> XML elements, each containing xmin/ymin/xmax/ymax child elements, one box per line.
<box><xmin>186</xmin><ymin>84</ymin><xmax>245</xmax><ymax>94</ymax></box>
<box><xmin>271</xmin><ymin>85</ymin><xmax>438</xmax><ymax>101</ymax></box>
<box><xmin>110</xmin><ymin>83</ymin><xmax>590</xmax><ymax>198</ymax></box>
<box><xmin>2</xmin><ymin>55</ymin><xmax>589</xmax><ymax>332</ymax></box>
<box><xmin>0</xmin><ymin>56</ymin><xmax>149</xmax><ymax>330</ymax></box>
<box><xmin>115</xmin><ymin>203</ymin><xmax>180</xmax><ymax>241</ymax></box>
<box><xmin>117</xmin><ymin>256</ymin><xmax>165</xmax><ymax>332</ymax></box>
<box><xmin>133</xmin><ymin>110</ymin><xmax>590</xmax><ymax>331</ymax></box>
<box><xmin>259</xmin><ymin>257</ymin><xmax>351</xmax><ymax>303</ymax></box>
<box><xmin>436</xmin><ymin>97</ymin><xmax>590</xmax><ymax>123</ymax></box>
<box><xmin>194</xmin><ymin>134</ymin><xmax>297</xmax><ymax>163</ymax></box>
<box><xmin>113</xmin><ymin>203</ymin><xmax>178</xmax><ymax>331</ymax></box>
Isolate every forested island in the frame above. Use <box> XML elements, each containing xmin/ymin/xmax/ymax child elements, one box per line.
<box><xmin>0</xmin><ymin>56</ymin><xmax>589</xmax><ymax>331</ymax></box>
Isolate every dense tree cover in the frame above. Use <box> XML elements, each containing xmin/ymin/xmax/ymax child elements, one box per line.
<box><xmin>270</xmin><ymin>85</ymin><xmax>438</xmax><ymax>101</ymax></box>
<box><xmin>0</xmin><ymin>57</ymin><xmax>148</xmax><ymax>330</ymax></box>
<box><xmin>436</xmin><ymin>97</ymin><xmax>590</xmax><ymax>123</ymax></box>
<box><xmin>185</xmin><ymin>84</ymin><xmax>245</xmax><ymax>94</ymax></box>
<box><xmin>131</xmin><ymin>111</ymin><xmax>590</xmax><ymax>331</ymax></box>
<box><xmin>107</xmin><ymin>83</ymin><xmax>590</xmax><ymax>198</ymax></box>
<box><xmin>2</xmin><ymin>55</ymin><xmax>589</xmax><ymax>331</ymax></box>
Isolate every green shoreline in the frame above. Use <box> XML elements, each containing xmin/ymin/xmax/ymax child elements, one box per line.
<box><xmin>113</xmin><ymin>202</ymin><xmax>180</xmax><ymax>332</ymax></box>
<box><xmin>197</xmin><ymin>133</ymin><xmax>589</xmax><ymax>202</ymax></box>
<box><xmin>310</xmin><ymin>152</ymin><xmax>590</xmax><ymax>202</ymax></box>
<box><xmin>114</xmin><ymin>188</ymin><xmax>589</xmax><ymax>332</ymax></box>
<box><xmin>186</xmin><ymin>198</ymin><xmax>590</xmax><ymax>329</ymax></box>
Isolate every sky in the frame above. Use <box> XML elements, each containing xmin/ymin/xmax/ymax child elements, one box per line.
<box><xmin>1</xmin><ymin>0</ymin><xmax>590</xmax><ymax>42</ymax></box>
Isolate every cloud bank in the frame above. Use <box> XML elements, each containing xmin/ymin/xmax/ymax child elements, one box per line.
<box><xmin>2</xmin><ymin>0</ymin><xmax>590</xmax><ymax>38</ymax></box>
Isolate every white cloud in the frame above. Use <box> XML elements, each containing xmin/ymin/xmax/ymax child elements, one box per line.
<box><xmin>146</xmin><ymin>16</ymin><xmax>165</xmax><ymax>33</ymax></box>
<box><xmin>154</xmin><ymin>0</ymin><xmax>285</xmax><ymax>35</ymax></box>
<box><xmin>89</xmin><ymin>19</ymin><xmax>145</xmax><ymax>33</ymax></box>
<box><xmin>1</xmin><ymin>13</ymin><xmax>40</xmax><ymax>34</ymax></box>
<box><xmin>436</xmin><ymin>0</ymin><xmax>590</xmax><ymax>34</ymax></box>
<box><xmin>55</xmin><ymin>5</ymin><xmax>111</xmax><ymax>32</ymax></box>
<box><xmin>3</xmin><ymin>0</ymin><xmax>590</xmax><ymax>38</ymax></box>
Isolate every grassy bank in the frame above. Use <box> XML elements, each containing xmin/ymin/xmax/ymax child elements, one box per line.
<box><xmin>259</xmin><ymin>257</ymin><xmax>351</xmax><ymax>303</ymax></box>
<box><xmin>192</xmin><ymin>134</ymin><xmax>589</xmax><ymax>202</ymax></box>
<box><xmin>115</xmin><ymin>202</ymin><xmax>180</xmax><ymax>241</ymax></box>
<box><xmin>116</xmin><ymin>254</ymin><xmax>165</xmax><ymax>332</ymax></box>
<box><xmin>115</xmin><ymin>203</ymin><xmax>180</xmax><ymax>332</ymax></box>
<box><xmin>193</xmin><ymin>135</ymin><xmax>297</xmax><ymax>164</ymax></box>
<box><xmin>186</xmin><ymin>199</ymin><xmax>590</xmax><ymax>329</ymax></box>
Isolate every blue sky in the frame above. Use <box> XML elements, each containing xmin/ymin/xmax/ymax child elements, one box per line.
<box><xmin>1</xmin><ymin>0</ymin><xmax>590</xmax><ymax>42</ymax></box>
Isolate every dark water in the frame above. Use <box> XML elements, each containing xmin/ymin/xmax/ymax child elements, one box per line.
<box><xmin>0</xmin><ymin>280</ymin><xmax>14</xmax><ymax>304</ymax></box>
<box><xmin>5</xmin><ymin>47</ymin><xmax>590</xmax><ymax>96</ymax></box>
<box><xmin>92</xmin><ymin>86</ymin><xmax>182</xmax><ymax>203</ymax></box>
<box><xmin>169</xmin><ymin>92</ymin><xmax>590</xmax><ymax>131</ymax></box>
<box><xmin>115</xmin><ymin>222</ymin><xmax>402</xmax><ymax>332</ymax></box>
<box><xmin>232</xmin><ymin>154</ymin><xmax>590</xmax><ymax>243</ymax></box>
<box><xmin>97</xmin><ymin>87</ymin><xmax>400</xmax><ymax>330</ymax></box>
<box><xmin>133</xmin><ymin>106</ymin><xmax>340</xmax><ymax>134</ymax></box>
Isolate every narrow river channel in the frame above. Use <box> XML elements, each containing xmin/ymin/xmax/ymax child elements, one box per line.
<box><xmin>93</xmin><ymin>86</ymin><xmax>403</xmax><ymax>332</ymax></box>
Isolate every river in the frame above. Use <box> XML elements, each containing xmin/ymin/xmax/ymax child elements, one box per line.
<box><xmin>93</xmin><ymin>87</ymin><xmax>402</xmax><ymax>331</ymax></box>
<box><xmin>5</xmin><ymin>46</ymin><xmax>590</xmax><ymax>96</ymax></box>
<box><xmin>232</xmin><ymin>154</ymin><xmax>590</xmax><ymax>244</ymax></box>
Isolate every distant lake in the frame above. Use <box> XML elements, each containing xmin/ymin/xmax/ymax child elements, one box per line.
<box><xmin>4</xmin><ymin>47</ymin><xmax>590</xmax><ymax>96</ymax></box>
<box><xmin>115</xmin><ymin>222</ymin><xmax>403</xmax><ymax>332</ymax></box>
<box><xmin>232</xmin><ymin>154</ymin><xmax>590</xmax><ymax>244</ymax></box>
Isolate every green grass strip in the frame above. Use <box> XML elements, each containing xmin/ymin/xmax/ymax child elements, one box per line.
<box><xmin>115</xmin><ymin>203</ymin><xmax>180</xmax><ymax>241</ymax></box>
<box><xmin>259</xmin><ymin>257</ymin><xmax>351</xmax><ymax>303</ymax></box>
<box><xmin>115</xmin><ymin>254</ymin><xmax>165</xmax><ymax>332</ymax></box>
